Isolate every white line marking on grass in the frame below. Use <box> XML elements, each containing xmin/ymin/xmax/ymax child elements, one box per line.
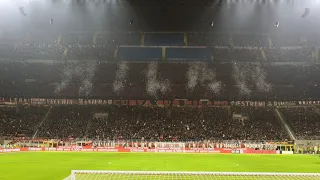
<box><xmin>63</xmin><ymin>175</ymin><xmax>71</xmax><ymax>180</ymax></box>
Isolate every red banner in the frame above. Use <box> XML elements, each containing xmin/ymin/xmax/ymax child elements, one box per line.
<box><xmin>243</xmin><ymin>149</ymin><xmax>277</xmax><ymax>154</ymax></box>
<box><xmin>0</xmin><ymin>147</ymin><xmax>278</xmax><ymax>154</ymax></box>
<box><xmin>1</xmin><ymin>97</ymin><xmax>320</xmax><ymax>107</ymax></box>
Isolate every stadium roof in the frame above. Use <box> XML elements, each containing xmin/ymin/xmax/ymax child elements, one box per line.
<box><xmin>0</xmin><ymin>0</ymin><xmax>320</xmax><ymax>32</ymax></box>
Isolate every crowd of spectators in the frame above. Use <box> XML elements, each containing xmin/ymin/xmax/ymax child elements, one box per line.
<box><xmin>1</xmin><ymin>62</ymin><xmax>320</xmax><ymax>100</ymax></box>
<box><xmin>231</xmin><ymin>107</ymin><xmax>288</xmax><ymax>140</ymax></box>
<box><xmin>1</xmin><ymin>105</ymin><xmax>319</xmax><ymax>142</ymax></box>
<box><xmin>264</xmin><ymin>48</ymin><xmax>313</xmax><ymax>62</ymax></box>
<box><xmin>0</xmin><ymin>31</ymin><xmax>318</xmax><ymax>62</ymax></box>
<box><xmin>0</xmin><ymin>32</ymin><xmax>141</xmax><ymax>61</ymax></box>
<box><xmin>279</xmin><ymin>107</ymin><xmax>320</xmax><ymax>138</ymax></box>
<box><xmin>231</xmin><ymin>34</ymin><xmax>268</xmax><ymax>47</ymax></box>
<box><xmin>37</xmin><ymin>106</ymin><xmax>91</xmax><ymax>138</ymax></box>
<box><xmin>0</xmin><ymin>106</ymin><xmax>49</xmax><ymax>137</ymax></box>
<box><xmin>212</xmin><ymin>48</ymin><xmax>263</xmax><ymax>62</ymax></box>
<box><xmin>0</xmin><ymin>105</ymin><xmax>292</xmax><ymax>141</ymax></box>
<box><xmin>186</xmin><ymin>33</ymin><xmax>316</xmax><ymax>47</ymax></box>
<box><xmin>0</xmin><ymin>45</ymin><xmax>314</xmax><ymax>62</ymax></box>
<box><xmin>0</xmin><ymin>31</ymin><xmax>319</xmax><ymax>142</ymax></box>
<box><xmin>187</xmin><ymin>33</ymin><xmax>231</xmax><ymax>46</ymax></box>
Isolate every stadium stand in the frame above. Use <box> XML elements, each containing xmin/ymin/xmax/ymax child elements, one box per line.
<box><xmin>279</xmin><ymin>107</ymin><xmax>320</xmax><ymax>138</ymax></box>
<box><xmin>5</xmin><ymin>102</ymin><xmax>320</xmax><ymax>142</ymax></box>
<box><xmin>0</xmin><ymin>106</ymin><xmax>49</xmax><ymax>137</ymax></box>
<box><xmin>2</xmin><ymin>1</ymin><xmax>320</xmax><ymax>180</ymax></box>
<box><xmin>0</xmin><ymin>0</ymin><xmax>319</xmax><ymax>148</ymax></box>
<box><xmin>1</xmin><ymin>61</ymin><xmax>320</xmax><ymax>100</ymax></box>
<box><xmin>0</xmin><ymin>105</ymin><xmax>292</xmax><ymax>141</ymax></box>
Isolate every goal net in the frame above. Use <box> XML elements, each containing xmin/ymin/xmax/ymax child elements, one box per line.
<box><xmin>70</xmin><ymin>170</ymin><xmax>320</xmax><ymax>180</ymax></box>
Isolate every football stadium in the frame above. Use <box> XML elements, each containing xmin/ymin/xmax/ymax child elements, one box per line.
<box><xmin>1</xmin><ymin>0</ymin><xmax>320</xmax><ymax>179</ymax></box>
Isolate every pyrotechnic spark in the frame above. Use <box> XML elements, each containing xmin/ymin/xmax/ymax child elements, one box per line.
<box><xmin>232</xmin><ymin>63</ymin><xmax>271</xmax><ymax>95</ymax></box>
<box><xmin>55</xmin><ymin>63</ymin><xmax>74</xmax><ymax>94</ymax></box>
<box><xmin>208</xmin><ymin>81</ymin><xmax>222</xmax><ymax>94</ymax></box>
<box><xmin>187</xmin><ymin>63</ymin><xmax>221</xmax><ymax>94</ymax></box>
<box><xmin>232</xmin><ymin>63</ymin><xmax>251</xmax><ymax>96</ymax></box>
<box><xmin>78</xmin><ymin>61</ymin><xmax>97</xmax><ymax>97</ymax></box>
<box><xmin>145</xmin><ymin>62</ymin><xmax>170</xmax><ymax>97</ymax></box>
<box><xmin>200</xmin><ymin>64</ymin><xmax>221</xmax><ymax>94</ymax></box>
<box><xmin>55</xmin><ymin>61</ymin><xmax>97</xmax><ymax>97</ymax></box>
<box><xmin>186</xmin><ymin>63</ymin><xmax>200</xmax><ymax>92</ymax></box>
<box><xmin>113</xmin><ymin>62</ymin><xmax>129</xmax><ymax>94</ymax></box>
<box><xmin>252</xmin><ymin>64</ymin><xmax>272</xmax><ymax>92</ymax></box>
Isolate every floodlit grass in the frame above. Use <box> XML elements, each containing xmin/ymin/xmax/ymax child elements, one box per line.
<box><xmin>0</xmin><ymin>152</ymin><xmax>319</xmax><ymax>180</ymax></box>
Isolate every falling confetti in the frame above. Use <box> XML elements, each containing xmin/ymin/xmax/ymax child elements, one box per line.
<box><xmin>302</xmin><ymin>8</ymin><xmax>310</xmax><ymax>18</ymax></box>
<box><xmin>19</xmin><ymin>6</ymin><xmax>27</xmax><ymax>16</ymax></box>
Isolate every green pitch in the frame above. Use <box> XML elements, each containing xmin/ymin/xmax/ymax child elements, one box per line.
<box><xmin>0</xmin><ymin>152</ymin><xmax>319</xmax><ymax>180</ymax></box>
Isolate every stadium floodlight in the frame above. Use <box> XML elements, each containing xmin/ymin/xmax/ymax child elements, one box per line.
<box><xmin>70</xmin><ymin>170</ymin><xmax>320</xmax><ymax>180</ymax></box>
